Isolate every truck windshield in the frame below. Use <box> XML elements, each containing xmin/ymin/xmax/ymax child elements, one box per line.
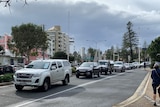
<box><xmin>26</xmin><ymin>61</ymin><xmax>50</xmax><ymax>69</ymax></box>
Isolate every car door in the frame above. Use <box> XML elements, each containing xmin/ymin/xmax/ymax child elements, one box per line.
<box><xmin>56</xmin><ymin>61</ymin><xmax>64</xmax><ymax>80</ymax></box>
<box><xmin>50</xmin><ymin>61</ymin><xmax>59</xmax><ymax>83</ymax></box>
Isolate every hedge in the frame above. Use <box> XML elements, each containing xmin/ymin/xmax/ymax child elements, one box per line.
<box><xmin>0</xmin><ymin>73</ymin><xmax>13</xmax><ymax>83</ymax></box>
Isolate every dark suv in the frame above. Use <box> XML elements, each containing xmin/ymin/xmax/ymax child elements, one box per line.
<box><xmin>0</xmin><ymin>65</ymin><xmax>15</xmax><ymax>74</ymax></box>
<box><xmin>98</xmin><ymin>60</ymin><xmax>112</xmax><ymax>75</ymax></box>
<box><xmin>76</xmin><ymin>62</ymin><xmax>101</xmax><ymax>78</ymax></box>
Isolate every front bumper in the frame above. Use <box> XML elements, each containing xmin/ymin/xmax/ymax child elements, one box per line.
<box><xmin>13</xmin><ymin>75</ymin><xmax>41</xmax><ymax>86</ymax></box>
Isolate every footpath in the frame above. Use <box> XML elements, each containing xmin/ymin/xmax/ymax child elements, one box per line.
<box><xmin>113</xmin><ymin>68</ymin><xmax>157</xmax><ymax>107</ymax></box>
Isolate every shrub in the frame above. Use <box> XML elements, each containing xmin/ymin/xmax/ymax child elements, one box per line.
<box><xmin>72</xmin><ymin>66</ymin><xmax>76</xmax><ymax>74</ymax></box>
<box><xmin>0</xmin><ymin>73</ymin><xmax>13</xmax><ymax>83</ymax></box>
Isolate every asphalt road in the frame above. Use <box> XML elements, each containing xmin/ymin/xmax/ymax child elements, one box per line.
<box><xmin>0</xmin><ymin>69</ymin><xmax>147</xmax><ymax>107</ymax></box>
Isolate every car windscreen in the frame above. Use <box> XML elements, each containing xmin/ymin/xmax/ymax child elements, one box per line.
<box><xmin>114</xmin><ymin>62</ymin><xmax>123</xmax><ymax>65</ymax></box>
<box><xmin>99</xmin><ymin>62</ymin><xmax>107</xmax><ymax>65</ymax></box>
<box><xmin>80</xmin><ymin>62</ymin><xmax>93</xmax><ymax>67</ymax></box>
<box><xmin>26</xmin><ymin>61</ymin><xmax>50</xmax><ymax>69</ymax></box>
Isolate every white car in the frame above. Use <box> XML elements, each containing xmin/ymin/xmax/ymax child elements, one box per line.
<box><xmin>113</xmin><ymin>61</ymin><xmax>125</xmax><ymax>72</ymax></box>
<box><xmin>124</xmin><ymin>63</ymin><xmax>131</xmax><ymax>70</ymax></box>
<box><xmin>13</xmin><ymin>59</ymin><xmax>72</xmax><ymax>91</ymax></box>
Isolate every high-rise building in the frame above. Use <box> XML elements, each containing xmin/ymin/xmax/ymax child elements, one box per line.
<box><xmin>46</xmin><ymin>25</ymin><xmax>74</xmax><ymax>58</ymax></box>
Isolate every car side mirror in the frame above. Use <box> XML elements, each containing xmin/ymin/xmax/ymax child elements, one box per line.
<box><xmin>90</xmin><ymin>65</ymin><xmax>94</xmax><ymax>68</ymax></box>
<box><xmin>51</xmin><ymin>66</ymin><xmax>56</xmax><ymax>70</ymax></box>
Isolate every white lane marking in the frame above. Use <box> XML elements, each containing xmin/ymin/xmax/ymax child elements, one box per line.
<box><xmin>13</xmin><ymin>73</ymin><xmax>125</xmax><ymax>107</ymax></box>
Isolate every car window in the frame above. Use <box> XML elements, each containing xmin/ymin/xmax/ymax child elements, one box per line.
<box><xmin>51</xmin><ymin>62</ymin><xmax>57</xmax><ymax>69</ymax></box>
<box><xmin>63</xmin><ymin>61</ymin><xmax>71</xmax><ymax>66</ymax></box>
<box><xmin>80</xmin><ymin>62</ymin><xmax>93</xmax><ymax>67</ymax></box>
<box><xmin>57</xmin><ymin>61</ymin><xmax>62</xmax><ymax>68</ymax></box>
<box><xmin>114</xmin><ymin>61</ymin><xmax>123</xmax><ymax>65</ymax></box>
<box><xmin>99</xmin><ymin>62</ymin><xmax>108</xmax><ymax>65</ymax></box>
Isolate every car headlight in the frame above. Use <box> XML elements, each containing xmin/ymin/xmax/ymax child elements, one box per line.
<box><xmin>33</xmin><ymin>73</ymin><xmax>41</xmax><ymax>77</ymax></box>
<box><xmin>119</xmin><ymin>66</ymin><xmax>122</xmax><ymax>68</ymax></box>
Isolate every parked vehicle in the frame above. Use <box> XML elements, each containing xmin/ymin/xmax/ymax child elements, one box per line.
<box><xmin>76</xmin><ymin>62</ymin><xmax>101</xmax><ymax>78</ymax></box>
<box><xmin>113</xmin><ymin>61</ymin><xmax>125</xmax><ymax>72</ymax></box>
<box><xmin>132</xmin><ymin>62</ymin><xmax>140</xmax><ymax>68</ymax></box>
<box><xmin>98</xmin><ymin>60</ymin><xmax>112</xmax><ymax>75</ymax></box>
<box><xmin>124</xmin><ymin>63</ymin><xmax>131</xmax><ymax>70</ymax></box>
<box><xmin>13</xmin><ymin>59</ymin><xmax>72</xmax><ymax>91</ymax></box>
<box><xmin>139</xmin><ymin>62</ymin><xmax>151</xmax><ymax>68</ymax></box>
<box><xmin>0</xmin><ymin>65</ymin><xmax>15</xmax><ymax>74</ymax></box>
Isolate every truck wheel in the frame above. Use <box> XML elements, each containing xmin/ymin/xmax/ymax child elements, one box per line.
<box><xmin>105</xmin><ymin>71</ymin><xmax>108</xmax><ymax>75</ymax></box>
<box><xmin>62</xmin><ymin>75</ymin><xmax>69</xmax><ymax>85</ymax></box>
<box><xmin>76</xmin><ymin>74</ymin><xmax>79</xmax><ymax>78</ymax></box>
<box><xmin>97</xmin><ymin>71</ymin><xmax>100</xmax><ymax>77</ymax></box>
<box><xmin>41</xmin><ymin>78</ymin><xmax>50</xmax><ymax>92</ymax></box>
<box><xmin>15</xmin><ymin>85</ymin><xmax>24</xmax><ymax>91</ymax></box>
<box><xmin>90</xmin><ymin>72</ymin><xmax>94</xmax><ymax>78</ymax></box>
<box><xmin>109</xmin><ymin>71</ymin><xmax>112</xmax><ymax>74</ymax></box>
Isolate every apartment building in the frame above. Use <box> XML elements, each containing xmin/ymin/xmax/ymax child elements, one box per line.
<box><xmin>46</xmin><ymin>25</ymin><xmax>74</xmax><ymax>58</ymax></box>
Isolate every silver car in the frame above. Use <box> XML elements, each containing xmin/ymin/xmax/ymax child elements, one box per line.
<box><xmin>113</xmin><ymin>61</ymin><xmax>125</xmax><ymax>72</ymax></box>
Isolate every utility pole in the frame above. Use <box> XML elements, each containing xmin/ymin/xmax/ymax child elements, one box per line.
<box><xmin>42</xmin><ymin>24</ymin><xmax>45</xmax><ymax>60</ymax></box>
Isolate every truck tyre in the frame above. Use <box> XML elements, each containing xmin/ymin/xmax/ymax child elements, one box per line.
<box><xmin>76</xmin><ymin>74</ymin><xmax>79</xmax><ymax>78</ymax></box>
<box><xmin>15</xmin><ymin>85</ymin><xmax>24</xmax><ymax>91</ymax></box>
<box><xmin>97</xmin><ymin>71</ymin><xmax>100</xmax><ymax>77</ymax></box>
<box><xmin>62</xmin><ymin>75</ymin><xmax>69</xmax><ymax>85</ymax></box>
<box><xmin>41</xmin><ymin>78</ymin><xmax>50</xmax><ymax>92</ymax></box>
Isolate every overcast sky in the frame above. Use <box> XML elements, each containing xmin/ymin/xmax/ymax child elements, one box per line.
<box><xmin>0</xmin><ymin>0</ymin><xmax>160</xmax><ymax>53</ymax></box>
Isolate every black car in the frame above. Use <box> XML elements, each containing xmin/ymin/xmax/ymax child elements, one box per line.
<box><xmin>76</xmin><ymin>62</ymin><xmax>101</xmax><ymax>78</ymax></box>
<box><xmin>0</xmin><ymin>65</ymin><xmax>15</xmax><ymax>74</ymax></box>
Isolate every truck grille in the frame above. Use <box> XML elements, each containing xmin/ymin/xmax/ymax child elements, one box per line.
<box><xmin>17</xmin><ymin>73</ymin><xmax>33</xmax><ymax>78</ymax></box>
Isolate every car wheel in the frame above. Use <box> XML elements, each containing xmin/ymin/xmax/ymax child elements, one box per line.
<box><xmin>41</xmin><ymin>78</ymin><xmax>50</xmax><ymax>92</ymax></box>
<box><xmin>123</xmin><ymin>69</ymin><xmax>125</xmax><ymax>72</ymax></box>
<box><xmin>76</xmin><ymin>74</ymin><xmax>79</xmax><ymax>78</ymax></box>
<box><xmin>90</xmin><ymin>72</ymin><xmax>94</xmax><ymax>78</ymax></box>
<box><xmin>109</xmin><ymin>71</ymin><xmax>112</xmax><ymax>74</ymax></box>
<box><xmin>97</xmin><ymin>71</ymin><xmax>100</xmax><ymax>77</ymax></box>
<box><xmin>62</xmin><ymin>75</ymin><xmax>69</xmax><ymax>85</ymax></box>
<box><xmin>15</xmin><ymin>85</ymin><xmax>24</xmax><ymax>91</ymax></box>
<box><xmin>104</xmin><ymin>71</ymin><xmax>107</xmax><ymax>75</ymax></box>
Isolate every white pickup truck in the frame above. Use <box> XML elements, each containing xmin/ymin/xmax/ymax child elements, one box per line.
<box><xmin>13</xmin><ymin>59</ymin><xmax>72</xmax><ymax>91</ymax></box>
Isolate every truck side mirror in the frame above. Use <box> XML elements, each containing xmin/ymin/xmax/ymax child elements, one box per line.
<box><xmin>51</xmin><ymin>66</ymin><xmax>56</xmax><ymax>70</ymax></box>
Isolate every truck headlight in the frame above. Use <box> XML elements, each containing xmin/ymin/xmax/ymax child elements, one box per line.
<box><xmin>33</xmin><ymin>73</ymin><xmax>41</xmax><ymax>77</ymax></box>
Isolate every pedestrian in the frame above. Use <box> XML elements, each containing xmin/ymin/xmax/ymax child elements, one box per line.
<box><xmin>151</xmin><ymin>63</ymin><xmax>160</xmax><ymax>106</ymax></box>
<box><xmin>144</xmin><ymin>62</ymin><xmax>146</xmax><ymax>70</ymax></box>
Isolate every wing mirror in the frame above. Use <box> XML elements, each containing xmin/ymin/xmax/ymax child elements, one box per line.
<box><xmin>51</xmin><ymin>66</ymin><xmax>56</xmax><ymax>70</ymax></box>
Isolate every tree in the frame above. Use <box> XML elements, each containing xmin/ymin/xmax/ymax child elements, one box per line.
<box><xmin>147</xmin><ymin>36</ymin><xmax>160</xmax><ymax>62</ymax></box>
<box><xmin>8</xmin><ymin>23</ymin><xmax>48</xmax><ymax>63</ymax></box>
<box><xmin>52</xmin><ymin>51</ymin><xmax>67</xmax><ymax>59</ymax></box>
<box><xmin>105</xmin><ymin>46</ymin><xmax>114</xmax><ymax>60</ymax></box>
<box><xmin>0</xmin><ymin>0</ymin><xmax>28</xmax><ymax>7</ymax></box>
<box><xmin>87</xmin><ymin>47</ymin><xmax>96</xmax><ymax>61</ymax></box>
<box><xmin>141</xmin><ymin>41</ymin><xmax>148</xmax><ymax>61</ymax></box>
<box><xmin>122</xmin><ymin>21</ymin><xmax>138</xmax><ymax>62</ymax></box>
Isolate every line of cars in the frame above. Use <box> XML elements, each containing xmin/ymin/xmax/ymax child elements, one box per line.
<box><xmin>75</xmin><ymin>60</ymin><xmax>126</xmax><ymax>79</ymax></box>
<box><xmin>75</xmin><ymin>60</ymin><xmax>149</xmax><ymax>79</ymax></box>
<box><xmin>11</xmin><ymin>59</ymin><xmax>149</xmax><ymax>92</ymax></box>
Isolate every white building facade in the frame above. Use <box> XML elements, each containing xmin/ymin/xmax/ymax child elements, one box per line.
<box><xmin>46</xmin><ymin>26</ymin><xmax>74</xmax><ymax>58</ymax></box>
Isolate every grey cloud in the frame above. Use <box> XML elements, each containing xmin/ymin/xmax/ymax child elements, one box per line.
<box><xmin>0</xmin><ymin>0</ymin><xmax>160</xmax><ymax>52</ymax></box>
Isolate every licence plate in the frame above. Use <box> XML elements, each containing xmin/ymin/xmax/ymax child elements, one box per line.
<box><xmin>19</xmin><ymin>82</ymin><xmax>27</xmax><ymax>85</ymax></box>
<box><xmin>80</xmin><ymin>73</ymin><xmax>85</xmax><ymax>75</ymax></box>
